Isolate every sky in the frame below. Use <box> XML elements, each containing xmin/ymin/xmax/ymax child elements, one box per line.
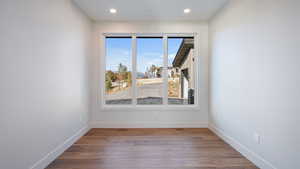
<box><xmin>106</xmin><ymin>37</ymin><xmax>182</xmax><ymax>72</ymax></box>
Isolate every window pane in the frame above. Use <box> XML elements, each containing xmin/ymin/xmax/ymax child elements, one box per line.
<box><xmin>168</xmin><ymin>37</ymin><xmax>195</xmax><ymax>105</ymax></box>
<box><xmin>136</xmin><ymin>38</ymin><xmax>163</xmax><ymax>105</ymax></box>
<box><xmin>105</xmin><ymin>38</ymin><xmax>132</xmax><ymax>104</ymax></box>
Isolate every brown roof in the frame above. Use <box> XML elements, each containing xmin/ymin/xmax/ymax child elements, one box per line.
<box><xmin>172</xmin><ymin>38</ymin><xmax>194</xmax><ymax>67</ymax></box>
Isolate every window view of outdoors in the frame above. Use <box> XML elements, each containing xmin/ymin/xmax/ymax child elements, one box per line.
<box><xmin>104</xmin><ymin>36</ymin><xmax>195</xmax><ymax>105</ymax></box>
<box><xmin>136</xmin><ymin>38</ymin><xmax>163</xmax><ymax>105</ymax></box>
<box><xmin>105</xmin><ymin>38</ymin><xmax>132</xmax><ymax>104</ymax></box>
<box><xmin>168</xmin><ymin>37</ymin><xmax>195</xmax><ymax>105</ymax></box>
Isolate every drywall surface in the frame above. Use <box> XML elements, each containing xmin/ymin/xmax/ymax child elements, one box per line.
<box><xmin>0</xmin><ymin>0</ymin><xmax>91</xmax><ymax>168</ymax></box>
<box><xmin>209</xmin><ymin>0</ymin><xmax>300</xmax><ymax>168</ymax></box>
<box><xmin>90</xmin><ymin>21</ymin><xmax>209</xmax><ymax>127</ymax></box>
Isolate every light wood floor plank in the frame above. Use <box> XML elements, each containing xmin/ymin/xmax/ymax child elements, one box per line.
<box><xmin>46</xmin><ymin>128</ymin><xmax>259</xmax><ymax>169</ymax></box>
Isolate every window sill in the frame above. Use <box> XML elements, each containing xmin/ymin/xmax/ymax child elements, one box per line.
<box><xmin>100</xmin><ymin>104</ymin><xmax>200</xmax><ymax>111</ymax></box>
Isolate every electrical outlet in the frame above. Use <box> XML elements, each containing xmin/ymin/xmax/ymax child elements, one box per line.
<box><xmin>253</xmin><ymin>132</ymin><xmax>261</xmax><ymax>144</ymax></box>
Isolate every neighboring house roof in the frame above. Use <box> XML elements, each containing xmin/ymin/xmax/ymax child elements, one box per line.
<box><xmin>172</xmin><ymin>38</ymin><xmax>194</xmax><ymax>67</ymax></box>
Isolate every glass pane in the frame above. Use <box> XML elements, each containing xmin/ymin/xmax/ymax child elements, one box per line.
<box><xmin>168</xmin><ymin>37</ymin><xmax>195</xmax><ymax>105</ymax></box>
<box><xmin>136</xmin><ymin>38</ymin><xmax>163</xmax><ymax>105</ymax></box>
<box><xmin>105</xmin><ymin>38</ymin><xmax>132</xmax><ymax>104</ymax></box>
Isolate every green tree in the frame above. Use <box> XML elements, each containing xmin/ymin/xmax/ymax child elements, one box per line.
<box><xmin>118</xmin><ymin>63</ymin><xmax>127</xmax><ymax>73</ymax></box>
<box><xmin>105</xmin><ymin>79</ymin><xmax>112</xmax><ymax>91</ymax></box>
<box><xmin>117</xmin><ymin>63</ymin><xmax>128</xmax><ymax>82</ymax></box>
<box><xmin>156</xmin><ymin>67</ymin><xmax>162</xmax><ymax>78</ymax></box>
<box><xmin>106</xmin><ymin>70</ymin><xmax>116</xmax><ymax>82</ymax></box>
<box><xmin>147</xmin><ymin>64</ymin><xmax>157</xmax><ymax>78</ymax></box>
<box><xmin>150</xmin><ymin>65</ymin><xmax>156</xmax><ymax>74</ymax></box>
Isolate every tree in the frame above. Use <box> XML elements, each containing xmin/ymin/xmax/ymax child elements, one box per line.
<box><xmin>126</xmin><ymin>72</ymin><xmax>132</xmax><ymax>86</ymax></box>
<box><xmin>106</xmin><ymin>70</ymin><xmax>117</xmax><ymax>82</ymax></box>
<box><xmin>171</xmin><ymin>70</ymin><xmax>175</xmax><ymax>79</ymax></box>
<box><xmin>118</xmin><ymin>63</ymin><xmax>128</xmax><ymax>81</ymax></box>
<box><xmin>118</xmin><ymin>63</ymin><xmax>127</xmax><ymax>73</ymax></box>
<box><xmin>150</xmin><ymin>64</ymin><xmax>156</xmax><ymax>74</ymax></box>
<box><xmin>155</xmin><ymin>67</ymin><xmax>162</xmax><ymax>78</ymax></box>
<box><xmin>147</xmin><ymin>64</ymin><xmax>157</xmax><ymax>78</ymax></box>
<box><xmin>105</xmin><ymin>79</ymin><xmax>112</xmax><ymax>91</ymax></box>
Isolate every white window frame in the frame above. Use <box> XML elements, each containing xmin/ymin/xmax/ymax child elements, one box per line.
<box><xmin>100</xmin><ymin>33</ymin><xmax>199</xmax><ymax>110</ymax></box>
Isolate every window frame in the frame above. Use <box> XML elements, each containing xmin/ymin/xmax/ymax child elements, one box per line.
<box><xmin>100</xmin><ymin>33</ymin><xmax>199</xmax><ymax>110</ymax></box>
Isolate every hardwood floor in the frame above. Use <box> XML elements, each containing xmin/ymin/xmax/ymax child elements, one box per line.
<box><xmin>46</xmin><ymin>128</ymin><xmax>259</xmax><ymax>169</ymax></box>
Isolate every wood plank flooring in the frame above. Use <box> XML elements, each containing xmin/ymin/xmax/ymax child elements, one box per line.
<box><xmin>46</xmin><ymin>128</ymin><xmax>259</xmax><ymax>169</ymax></box>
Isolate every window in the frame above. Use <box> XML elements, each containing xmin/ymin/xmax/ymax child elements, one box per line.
<box><xmin>168</xmin><ymin>37</ymin><xmax>195</xmax><ymax>105</ymax></box>
<box><xmin>105</xmin><ymin>37</ymin><xmax>132</xmax><ymax>104</ymax></box>
<box><xmin>137</xmin><ymin>38</ymin><xmax>163</xmax><ymax>105</ymax></box>
<box><xmin>102</xmin><ymin>34</ymin><xmax>197</xmax><ymax>107</ymax></box>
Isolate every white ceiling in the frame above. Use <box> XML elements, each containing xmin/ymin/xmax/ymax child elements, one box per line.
<box><xmin>72</xmin><ymin>0</ymin><xmax>229</xmax><ymax>21</ymax></box>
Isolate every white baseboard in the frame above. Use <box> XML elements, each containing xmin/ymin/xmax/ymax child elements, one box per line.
<box><xmin>208</xmin><ymin>124</ymin><xmax>277</xmax><ymax>169</ymax></box>
<box><xmin>90</xmin><ymin>121</ymin><xmax>208</xmax><ymax>128</ymax></box>
<box><xmin>30</xmin><ymin>125</ymin><xmax>90</xmax><ymax>169</ymax></box>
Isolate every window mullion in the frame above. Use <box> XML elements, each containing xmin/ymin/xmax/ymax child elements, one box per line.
<box><xmin>163</xmin><ymin>35</ymin><xmax>168</xmax><ymax>105</ymax></box>
<box><xmin>132</xmin><ymin>36</ymin><xmax>137</xmax><ymax>105</ymax></box>
<box><xmin>102</xmin><ymin>35</ymin><xmax>106</xmax><ymax>106</ymax></box>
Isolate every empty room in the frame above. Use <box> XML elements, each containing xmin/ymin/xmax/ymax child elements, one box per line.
<box><xmin>0</xmin><ymin>0</ymin><xmax>299</xmax><ymax>169</ymax></box>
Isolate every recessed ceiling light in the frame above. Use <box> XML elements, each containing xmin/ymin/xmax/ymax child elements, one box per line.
<box><xmin>184</xmin><ymin>8</ymin><xmax>191</xmax><ymax>14</ymax></box>
<box><xmin>109</xmin><ymin>8</ymin><xmax>117</xmax><ymax>14</ymax></box>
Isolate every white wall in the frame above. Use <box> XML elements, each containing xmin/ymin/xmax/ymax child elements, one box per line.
<box><xmin>0</xmin><ymin>0</ymin><xmax>91</xmax><ymax>169</ymax></box>
<box><xmin>209</xmin><ymin>0</ymin><xmax>300</xmax><ymax>168</ymax></box>
<box><xmin>90</xmin><ymin>21</ymin><xmax>209</xmax><ymax>127</ymax></box>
